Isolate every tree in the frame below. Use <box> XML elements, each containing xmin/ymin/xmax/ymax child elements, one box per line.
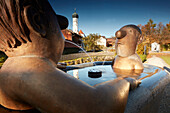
<box><xmin>145</xmin><ymin>19</ymin><xmax>156</xmax><ymax>44</ymax></box>
<box><xmin>139</xmin><ymin>19</ymin><xmax>170</xmax><ymax>51</ymax></box>
<box><xmin>82</xmin><ymin>33</ymin><xmax>103</xmax><ymax>51</ymax></box>
<box><xmin>166</xmin><ymin>22</ymin><xmax>170</xmax><ymax>31</ymax></box>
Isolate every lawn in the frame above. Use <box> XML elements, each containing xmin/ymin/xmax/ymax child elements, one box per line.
<box><xmin>160</xmin><ymin>56</ymin><xmax>170</xmax><ymax>65</ymax></box>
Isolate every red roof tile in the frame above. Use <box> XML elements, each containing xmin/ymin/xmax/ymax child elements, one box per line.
<box><xmin>79</xmin><ymin>29</ymin><xmax>84</xmax><ymax>34</ymax></box>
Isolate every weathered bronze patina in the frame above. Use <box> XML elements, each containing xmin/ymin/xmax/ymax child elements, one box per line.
<box><xmin>113</xmin><ymin>25</ymin><xmax>144</xmax><ymax>70</ymax></box>
<box><xmin>0</xmin><ymin>0</ymin><xmax>140</xmax><ymax>113</ymax></box>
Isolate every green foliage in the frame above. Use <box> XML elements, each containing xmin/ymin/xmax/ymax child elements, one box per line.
<box><xmin>162</xmin><ymin>44</ymin><xmax>170</xmax><ymax>51</ymax></box>
<box><xmin>138</xmin><ymin>54</ymin><xmax>147</xmax><ymax>62</ymax></box>
<box><xmin>0</xmin><ymin>63</ymin><xmax>3</xmax><ymax>68</ymax></box>
<box><xmin>137</xmin><ymin>43</ymin><xmax>148</xmax><ymax>62</ymax></box>
<box><xmin>82</xmin><ymin>33</ymin><xmax>103</xmax><ymax>51</ymax></box>
<box><xmin>0</xmin><ymin>57</ymin><xmax>6</xmax><ymax>63</ymax></box>
<box><xmin>0</xmin><ymin>51</ymin><xmax>7</xmax><ymax>68</ymax></box>
<box><xmin>0</xmin><ymin>52</ymin><xmax>7</xmax><ymax>62</ymax></box>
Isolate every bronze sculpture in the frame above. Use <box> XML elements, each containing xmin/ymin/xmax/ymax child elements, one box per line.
<box><xmin>113</xmin><ymin>25</ymin><xmax>144</xmax><ymax>70</ymax></box>
<box><xmin>0</xmin><ymin>0</ymin><xmax>140</xmax><ymax>113</ymax></box>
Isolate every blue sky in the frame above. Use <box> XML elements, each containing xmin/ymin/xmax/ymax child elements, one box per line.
<box><xmin>49</xmin><ymin>0</ymin><xmax>170</xmax><ymax>38</ymax></box>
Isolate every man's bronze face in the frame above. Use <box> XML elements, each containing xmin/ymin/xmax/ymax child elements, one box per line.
<box><xmin>115</xmin><ymin>27</ymin><xmax>138</xmax><ymax>57</ymax></box>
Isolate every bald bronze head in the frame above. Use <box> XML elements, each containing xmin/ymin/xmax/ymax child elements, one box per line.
<box><xmin>115</xmin><ymin>25</ymin><xmax>143</xmax><ymax>57</ymax></box>
<box><xmin>113</xmin><ymin>25</ymin><xmax>144</xmax><ymax>70</ymax></box>
<box><xmin>0</xmin><ymin>0</ymin><xmax>68</xmax><ymax>63</ymax></box>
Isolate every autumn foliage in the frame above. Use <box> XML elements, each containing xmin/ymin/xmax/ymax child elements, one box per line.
<box><xmin>138</xmin><ymin>19</ymin><xmax>170</xmax><ymax>51</ymax></box>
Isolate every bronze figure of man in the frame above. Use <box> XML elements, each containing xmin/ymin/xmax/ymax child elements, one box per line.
<box><xmin>113</xmin><ymin>25</ymin><xmax>144</xmax><ymax>70</ymax></box>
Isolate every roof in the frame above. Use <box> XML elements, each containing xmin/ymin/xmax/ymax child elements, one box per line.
<box><xmin>61</xmin><ymin>29</ymin><xmax>83</xmax><ymax>40</ymax></box>
<box><xmin>106</xmin><ymin>38</ymin><xmax>115</xmax><ymax>41</ymax></box>
<box><xmin>62</xmin><ymin>29</ymin><xmax>72</xmax><ymax>41</ymax></box>
<box><xmin>72</xmin><ymin>12</ymin><xmax>79</xmax><ymax>18</ymax></box>
<box><xmin>101</xmin><ymin>36</ymin><xmax>106</xmax><ymax>39</ymax></box>
<box><xmin>79</xmin><ymin>30</ymin><xmax>84</xmax><ymax>34</ymax></box>
<box><xmin>106</xmin><ymin>38</ymin><xmax>116</xmax><ymax>44</ymax></box>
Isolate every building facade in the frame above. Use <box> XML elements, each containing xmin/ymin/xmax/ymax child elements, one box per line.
<box><xmin>61</xmin><ymin>10</ymin><xmax>86</xmax><ymax>54</ymax></box>
<box><xmin>106</xmin><ymin>38</ymin><xmax>116</xmax><ymax>47</ymax></box>
<box><xmin>96</xmin><ymin>36</ymin><xmax>107</xmax><ymax>47</ymax></box>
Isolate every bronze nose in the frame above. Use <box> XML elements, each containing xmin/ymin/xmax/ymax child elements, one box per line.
<box><xmin>115</xmin><ymin>30</ymin><xmax>126</xmax><ymax>39</ymax></box>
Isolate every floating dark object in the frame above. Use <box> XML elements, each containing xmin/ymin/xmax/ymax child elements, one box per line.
<box><xmin>88</xmin><ymin>69</ymin><xmax>102</xmax><ymax>78</ymax></box>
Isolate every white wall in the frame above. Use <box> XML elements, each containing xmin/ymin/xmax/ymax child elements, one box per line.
<box><xmin>96</xmin><ymin>37</ymin><xmax>106</xmax><ymax>47</ymax></box>
<box><xmin>151</xmin><ymin>42</ymin><xmax>160</xmax><ymax>52</ymax></box>
<box><xmin>73</xmin><ymin>18</ymin><xmax>78</xmax><ymax>34</ymax></box>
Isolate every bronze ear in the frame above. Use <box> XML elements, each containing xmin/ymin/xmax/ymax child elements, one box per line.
<box><xmin>137</xmin><ymin>34</ymin><xmax>144</xmax><ymax>44</ymax></box>
<box><xmin>115</xmin><ymin>30</ymin><xmax>126</xmax><ymax>39</ymax></box>
<box><xmin>24</xmin><ymin>6</ymin><xmax>46</xmax><ymax>37</ymax></box>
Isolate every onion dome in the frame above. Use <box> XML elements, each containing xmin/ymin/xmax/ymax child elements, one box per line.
<box><xmin>72</xmin><ymin>8</ymin><xmax>79</xmax><ymax>18</ymax></box>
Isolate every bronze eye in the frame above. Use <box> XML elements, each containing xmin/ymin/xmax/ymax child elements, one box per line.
<box><xmin>129</xmin><ymin>30</ymin><xmax>132</xmax><ymax>33</ymax></box>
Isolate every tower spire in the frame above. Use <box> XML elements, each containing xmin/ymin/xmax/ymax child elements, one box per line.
<box><xmin>72</xmin><ymin>8</ymin><xmax>79</xmax><ymax>34</ymax></box>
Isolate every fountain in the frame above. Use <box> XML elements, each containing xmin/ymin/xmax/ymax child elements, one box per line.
<box><xmin>64</xmin><ymin>25</ymin><xmax>170</xmax><ymax>113</ymax></box>
<box><xmin>64</xmin><ymin>40</ymin><xmax>103</xmax><ymax>78</ymax></box>
<box><xmin>0</xmin><ymin>0</ymin><xmax>169</xmax><ymax>113</ymax></box>
<box><xmin>64</xmin><ymin>40</ymin><xmax>94</xmax><ymax>65</ymax></box>
<box><xmin>66</xmin><ymin>63</ymin><xmax>169</xmax><ymax>113</ymax></box>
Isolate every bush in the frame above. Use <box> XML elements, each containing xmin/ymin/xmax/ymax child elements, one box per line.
<box><xmin>138</xmin><ymin>54</ymin><xmax>147</xmax><ymax>62</ymax></box>
<box><xmin>162</xmin><ymin>44</ymin><xmax>170</xmax><ymax>51</ymax></box>
<box><xmin>0</xmin><ymin>51</ymin><xmax>8</xmax><ymax>68</ymax></box>
<box><xmin>0</xmin><ymin>57</ymin><xmax>6</xmax><ymax>63</ymax></box>
<box><xmin>137</xmin><ymin>43</ymin><xmax>149</xmax><ymax>55</ymax></box>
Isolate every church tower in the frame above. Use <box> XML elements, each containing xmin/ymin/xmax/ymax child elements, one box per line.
<box><xmin>72</xmin><ymin>9</ymin><xmax>79</xmax><ymax>34</ymax></box>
